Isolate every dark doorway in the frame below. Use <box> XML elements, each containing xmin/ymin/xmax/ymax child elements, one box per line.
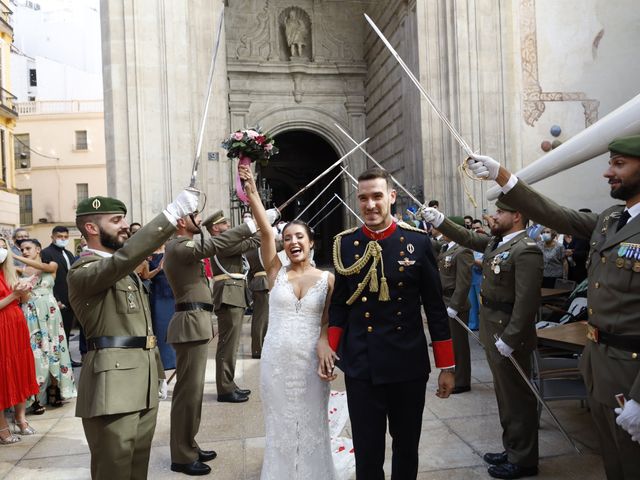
<box><xmin>257</xmin><ymin>130</ymin><xmax>345</xmax><ymax>266</ymax></box>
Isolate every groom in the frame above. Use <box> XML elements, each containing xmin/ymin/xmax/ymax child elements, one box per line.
<box><xmin>328</xmin><ymin>167</ymin><xmax>455</xmax><ymax>479</ymax></box>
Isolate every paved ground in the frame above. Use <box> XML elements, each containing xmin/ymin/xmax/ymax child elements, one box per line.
<box><xmin>1</xmin><ymin>319</ymin><xmax>606</xmax><ymax>479</ymax></box>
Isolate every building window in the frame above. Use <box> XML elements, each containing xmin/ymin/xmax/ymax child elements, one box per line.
<box><xmin>75</xmin><ymin>130</ymin><xmax>88</xmax><ymax>150</ymax></box>
<box><xmin>0</xmin><ymin>130</ymin><xmax>6</xmax><ymax>185</ymax></box>
<box><xmin>76</xmin><ymin>183</ymin><xmax>88</xmax><ymax>203</ymax></box>
<box><xmin>18</xmin><ymin>189</ymin><xmax>33</xmax><ymax>225</ymax></box>
<box><xmin>29</xmin><ymin>69</ymin><xmax>37</xmax><ymax>87</ymax></box>
<box><xmin>14</xmin><ymin>133</ymin><xmax>30</xmax><ymax>169</ymax></box>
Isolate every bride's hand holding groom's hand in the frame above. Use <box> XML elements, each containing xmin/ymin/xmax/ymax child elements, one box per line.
<box><xmin>317</xmin><ymin>340</ymin><xmax>339</xmax><ymax>382</ymax></box>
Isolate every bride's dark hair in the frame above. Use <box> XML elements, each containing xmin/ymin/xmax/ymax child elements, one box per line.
<box><xmin>282</xmin><ymin>220</ymin><xmax>314</xmax><ymax>241</ymax></box>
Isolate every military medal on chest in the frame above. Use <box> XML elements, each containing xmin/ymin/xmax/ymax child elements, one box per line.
<box><xmin>127</xmin><ymin>292</ymin><xmax>137</xmax><ymax>309</ymax></box>
<box><xmin>618</xmin><ymin>242</ymin><xmax>640</xmax><ymax>271</ymax></box>
<box><xmin>491</xmin><ymin>252</ymin><xmax>509</xmax><ymax>274</ymax></box>
<box><xmin>443</xmin><ymin>255</ymin><xmax>452</xmax><ymax>269</ymax></box>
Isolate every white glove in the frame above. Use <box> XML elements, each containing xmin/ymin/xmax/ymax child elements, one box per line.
<box><xmin>266</xmin><ymin>208</ymin><xmax>280</xmax><ymax>226</ymax></box>
<box><xmin>495</xmin><ymin>338</ymin><xmax>514</xmax><ymax>357</ymax></box>
<box><xmin>165</xmin><ymin>189</ymin><xmax>199</xmax><ymax>222</ymax></box>
<box><xmin>466</xmin><ymin>153</ymin><xmax>501</xmax><ymax>181</ymax></box>
<box><xmin>418</xmin><ymin>207</ymin><xmax>444</xmax><ymax>227</ymax></box>
<box><xmin>446</xmin><ymin>307</ymin><xmax>458</xmax><ymax>319</ymax></box>
<box><xmin>615</xmin><ymin>399</ymin><xmax>640</xmax><ymax>436</ymax></box>
<box><xmin>158</xmin><ymin>379</ymin><xmax>168</xmax><ymax>400</ymax></box>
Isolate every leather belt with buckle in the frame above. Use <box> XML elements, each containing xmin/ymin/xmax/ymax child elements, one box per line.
<box><xmin>175</xmin><ymin>302</ymin><xmax>214</xmax><ymax>312</ymax></box>
<box><xmin>87</xmin><ymin>335</ymin><xmax>157</xmax><ymax>351</ymax></box>
<box><xmin>587</xmin><ymin>324</ymin><xmax>640</xmax><ymax>353</ymax></box>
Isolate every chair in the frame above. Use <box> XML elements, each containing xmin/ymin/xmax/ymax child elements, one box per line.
<box><xmin>531</xmin><ymin>348</ymin><xmax>588</xmax><ymax>420</ymax></box>
<box><xmin>554</xmin><ymin>278</ymin><xmax>576</xmax><ymax>291</ymax></box>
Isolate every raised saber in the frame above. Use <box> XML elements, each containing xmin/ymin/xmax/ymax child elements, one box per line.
<box><xmin>190</xmin><ymin>9</ymin><xmax>225</xmax><ymax>188</ymax></box>
<box><xmin>276</xmin><ymin>138</ymin><xmax>369</xmax><ymax>213</ymax></box>
<box><xmin>450</xmin><ymin>317</ymin><xmax>580</xmax><ymax>453</ymax></box>
<box><xmin>294</xmin><ymin>170</ymin><xmax>345</xmax><ymax>221</ymax></box>
<box><xmin>305</xmin><ymin>195</ymin><xmax>339</xmax><ymax>225</ymax></box>
<box><xmin>335</xmin><ymin>123</ymin><xmax>425</xmax><ymax>207</ymax></box>
<box><xmin>311</xmin><ymin>200</ymin><xmax>343</xmax><ymax>230</ymax></box>
<box><xmin>364</xmin><ymin>14</ymin><xmax>473</xmax><ymax>157</ymax></box>
<box><xmin>334</xmin><ymin>194</ymin><xmax>364</xmax><ymax>224</ymax></box>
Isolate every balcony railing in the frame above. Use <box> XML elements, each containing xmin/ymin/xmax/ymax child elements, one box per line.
<box><xmin>0</xmin><ymin>87</ymin><xmax>17</xmax><ymax>117</ymax></box>
<box><xmin>16</xmin><ymin>99</ymin><xmax>104</xmax><ymax>115</ymax></box>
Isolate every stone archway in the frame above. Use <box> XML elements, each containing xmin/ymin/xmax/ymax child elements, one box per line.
<box><xmin>258</xmin><ymin>130</ymin><xmax>349</xmax><ymax>266</ymax></box>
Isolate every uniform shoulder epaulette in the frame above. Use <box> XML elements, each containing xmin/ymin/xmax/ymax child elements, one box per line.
<box><xmin>335</xmin><ymin>226</ymin><xmax>359</xmax><ymax>238</ymax></box>
<box><xmin>397</xmin><ymin>222</ymin><xmax>427</xmax><ymax>234</ymax></box>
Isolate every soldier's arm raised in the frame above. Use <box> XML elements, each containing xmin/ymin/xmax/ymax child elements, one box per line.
<box><xmin>68</xmin><ymin>214</ymin><xmax>175</xmax><ymax>296</ymax></box>
<box><xmin>438</xmin><ymin>217</ymin><xmax>491</xmax><ymax>253</ymax></box>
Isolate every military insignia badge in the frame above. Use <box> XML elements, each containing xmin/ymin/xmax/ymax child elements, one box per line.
<box><xmin>92</xmin><ymin>198</ymin><xmax>101</xmax><ymax>210</ymax></box>
<box><xmin>398</xmin><ymin>258</ymin><xmax>416</xmax><ymax>266</ymax></box>
<box><xmin>186</xmin><ymin>240</ymin><xmax>195</xmax><ymax>248</ymax></box>
<box><xmin>406</xmin><ymin>243</ymin><xmax>415</xmax><ymax>254</ymax></box>
<box><xmin>127</xmin><ymin>292</ymin><xmax>137</xmax><ymax>309</ymax></box>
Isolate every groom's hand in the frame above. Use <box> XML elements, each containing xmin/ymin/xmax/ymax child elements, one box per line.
<box><xmin>436</xmin><ymin>370</ymin><xmax>455</xmax><ymax>399</ymax></box>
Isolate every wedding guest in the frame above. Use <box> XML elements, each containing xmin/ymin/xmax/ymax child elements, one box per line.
<box><xmin>562</xmin><ymin>233</ymin><xmax>588</xmax><ymax>283</ymax></box>
<box><xmin>0</xmin><ymin>237</ymin><xmax>39</xmax><ymax>444</ymax></box>
<box><xmin>11</xmin><ymin>228</ymin><xmax>28</xmax><ymax>269</ymax></box>
<box><xmin>15</xmin><ymin>239</ymin><xmax>77</xmax><ymax>411</ymax></box>
<box><xmin>537</xmin><ymin>228</ymin><xmax>565</xmax><ymax>288</ymax></box>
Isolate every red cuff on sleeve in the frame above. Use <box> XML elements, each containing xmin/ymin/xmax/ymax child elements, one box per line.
<box><xmin>328</xmin><ymin>326</ymin><xmax>344</xmax><ymax>352</ymax></box>
<box><xmin>432</xmin><ymin>339</ymin><xmax>455</xmax><ymax>369</ymax></box>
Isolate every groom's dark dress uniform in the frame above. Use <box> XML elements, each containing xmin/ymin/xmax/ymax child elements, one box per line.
<box><xmin>329</xmin><ymin>221</ymin><xmax>454</xmax><ymax>480</ymax></box>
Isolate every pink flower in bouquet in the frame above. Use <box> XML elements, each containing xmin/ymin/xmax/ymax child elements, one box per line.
<box><xmin>264</xmin><ymin>143</ymin><xmax>273</xmax><ymax>152</ymax></box>
<box><xmin>233</xmin><ymin>131</ymin><xmax>244</xmax><ymax>141</ymax></box>
<box><xmin>247</xmin><ymin>129</ymin><xmax>259</xmax><ymax>139</ymax></box>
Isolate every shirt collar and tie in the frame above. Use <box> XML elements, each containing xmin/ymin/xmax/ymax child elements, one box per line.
<box><xmin>617</xmin><ymin>202</ymin><xmax>640</xmax><ymax>232</ymax></box>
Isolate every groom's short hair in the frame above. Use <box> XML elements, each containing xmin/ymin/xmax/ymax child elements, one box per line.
<box><xmin>358</xmin><ymin>167</ymin><xmax>392</xmax><ymax>190</ymax></box>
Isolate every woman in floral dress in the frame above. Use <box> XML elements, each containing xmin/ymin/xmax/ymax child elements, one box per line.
<box><xmin>15</xmin><ymin>239</ymin><xmax>76</xmax><ymax>411</ymax></box>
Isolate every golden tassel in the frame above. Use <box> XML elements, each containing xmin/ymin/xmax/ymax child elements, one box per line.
<box><xmin>369</xmin><ymin>261</ymin><xmax>379</xmax><ymax>292</ymax></box>
<box><xmin>379</xmin><ymin>276</ymin><xmax>390</xmax><ymax>301</ymax></box>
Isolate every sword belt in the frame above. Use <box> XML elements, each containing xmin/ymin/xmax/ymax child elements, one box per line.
<box><xmin>480</xmin><ymin>295</ymin><xmax>514</xmax><ymax>314</ymax></box>
<box><xmin>175</xmin><ymin>302</ymin><xmax>214</xmax><ymax>312</ymax></box>
<box><xmin>88</xmin><ymin>335</ymin><xmax>157</xmax><ymax>351</ymax></box>
<box><xmin>587</xmin><ymin>324</ymin><xmax>640</xmax><ymax>352</ymax></box>
<box><xmin>213</xmin><ymin>273</ymin><xmax>246</xmax><ymax>281</ymax></box>
<box><xmin>254</xmin><ymin>271</ymin><xmax>267</xmax><ymax>277</ymax></box>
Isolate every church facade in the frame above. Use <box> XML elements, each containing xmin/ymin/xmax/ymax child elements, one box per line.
<box><xmin>100</xmin><ymin>0</ymin><xmax>640</xmax><ymax>228</ymax></box>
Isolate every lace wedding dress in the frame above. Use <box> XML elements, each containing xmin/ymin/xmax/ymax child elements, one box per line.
<box><xmin>260</xmin><ymin>267</ymin><xmax>338</xmax><ymax>480</ymax></box>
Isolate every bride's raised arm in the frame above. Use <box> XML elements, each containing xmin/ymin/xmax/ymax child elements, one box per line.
<box><xmin>238</xmin><ymin>165</ymin><xmax>281</xmax><ymax>281</ymax></box>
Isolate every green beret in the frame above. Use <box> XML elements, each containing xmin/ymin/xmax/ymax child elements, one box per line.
<box><xmin>449</xmin><ymin>216</ymin><xmax>465</xmax><ymax>227</ymax></box>
<box><xmin>76</xmin><ymin>196</ymin><xmax>127</xmax><ymax>217</ymax></box>
<box><xmin>495</xmin><ymin>199</ymin><xmax>517</xmax><ymax>213</ymax></box>
<box><xmin>202</xmin><ymin>209</ymin><xmax>228</xmax><ymax>228</ymax></box>
<box><xmin>608</xmin><ymin>135</ymin><xmax>640</xmax><ymax>158</ymax></box>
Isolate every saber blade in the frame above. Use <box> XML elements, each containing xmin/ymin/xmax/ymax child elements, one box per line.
<box><xmin>190</xmin><ymin>9</ymin><xmax>225</xmax><ymax>187</ymax></box>
<box><xmin>364</xmin><ymin>14</ymin><xmax>473</xmax><ymax>156</ymax></box>
<box><xmin>277</xmin><ymin>137</ymin><xmax>369</xmax><ymax>213</ymax></box>
<box><xmin>305</xmin><ymin>195</ymin><xmax>339</xmax><ymax>225</ymax></box>
<box><xmin>335</xmin><ymin>123</ymin><xmax>424</xmax><ymax>207</ymax></box>
<box><xmin>294</xmin><ymin>169</ymin><xmax>345</xmax><ymax>221</ymax></box>
<box><xmin>333</xmin><ymin>194</ymin><xmax>364</xmax><ymax>224</ymax></box>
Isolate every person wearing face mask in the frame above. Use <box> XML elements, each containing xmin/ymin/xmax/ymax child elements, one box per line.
<box><xmin>464</xmin><ymin>135</ymin><xmax>640</xmax><ymax>479</ymax></box>
<box><xmin>536</xmin><ymin>228</ymin><xmax>565</xmax><ymax>288</ymax></box>
<box><xmin>67</xmin><ymin>191</ymin><xmax>198</xmax><ymax>480</ymax></box>
<box><xmin>203</xmin><ymin>210</ymin><xmax>262</xmax><ymax>403</ymax></box>
<box><xmin>14</xmin><ymin>239</ymin><xmax>77</xmax><ymax>413</ymax></box>
<box><xmin>40</xmin><ymin>225</ymin><xmax>84</xmax><ymax>367</ymax></box>
<box><xmin>0</xmin><ymin>237</ymin><xmax>39</xmax><ymax>445</ymax></box>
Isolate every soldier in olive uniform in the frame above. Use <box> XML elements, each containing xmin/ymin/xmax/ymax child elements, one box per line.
<box><xmin>67</xmin><ymin>191</ymin><xmax>197</xmax><ymax>480</ymax></box>
<box><xmin>422</xmin><ymin>200</ymin><xmax>543</xmax><ymax>480</ymax></box>
<box><xmin>466</xmin><ymin>135</ymin><xmax>640</xmax><ymax>479</ymax></box>
<box><xmin>203</xmin><ymin>211</ymin><xmax>261</xmax><ymax>402</ymax></box>
<box><xmin>245</xmin><ymin>246</ymin><xmax>269</xmax><ymax>359</ymax></box>
<box><xmin>436</xmin><ymin>216</ymin><xmax>474</xmax><ymax>393</ymax></box>
<box><xmin>329</xmin><ymin>168</ymin><xmax>455</xmax><ymax>480</ymax></box>
<box><xmin>163</xmin><ymin>212</ymin><xmax>258</xmax><ymax>475</ymax></box>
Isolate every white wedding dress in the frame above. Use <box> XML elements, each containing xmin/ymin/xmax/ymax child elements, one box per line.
<box><xmin>260</xmin><ymin>267</ymin><xmax>338</xmax><ymax>480</ymax></box>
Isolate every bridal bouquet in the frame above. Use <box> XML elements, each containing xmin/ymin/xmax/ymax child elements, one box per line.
<box><xmin>222</xmin><ymin>126</ymin><xmax>278</xmax><ymax>203</ymax></box>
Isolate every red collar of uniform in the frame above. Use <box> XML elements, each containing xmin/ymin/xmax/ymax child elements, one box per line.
<box><xmin>362</xmin><ymin>220</ymin><xmax>397</xmax><ymax>240</ymax></box>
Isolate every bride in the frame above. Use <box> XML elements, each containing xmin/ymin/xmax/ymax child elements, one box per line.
<box><xmin>239</xmin><ymin>166</ymin><xmax>339</xmax><ymax>480</ymax></box>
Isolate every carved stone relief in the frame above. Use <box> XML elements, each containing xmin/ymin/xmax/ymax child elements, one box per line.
<box><xmin>520</xmin><ymin>0</ymin><xmax>599</xmax><ymax>127</ymax></box>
